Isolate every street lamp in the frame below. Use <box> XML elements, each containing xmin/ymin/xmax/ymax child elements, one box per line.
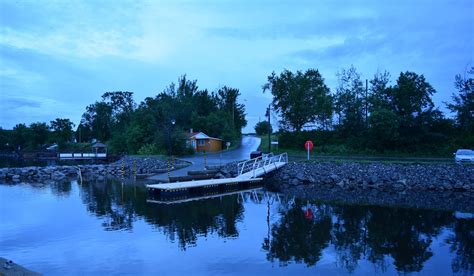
<box><xmin>168</xmin><ymin>118</ymin><xmax>176</xmax><ymax>156</ymax></box>
<box><xmin>266</xmin><ymin>104</ymin><xmax>271</xmax><ymax>153</ymax></box>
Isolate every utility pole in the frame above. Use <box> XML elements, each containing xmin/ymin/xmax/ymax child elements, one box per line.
<box><xmin>365</xmin><ymin>79</ymin><xmax>368</xmax><ymax>127</ymax></box>
<box><xmin>267</xmin><ymin>104</ymin><xmax>271</xmax><ymax>153</ymax></box>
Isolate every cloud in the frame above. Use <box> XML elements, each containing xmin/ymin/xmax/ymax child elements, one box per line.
<box><xmin>0</xmin><ymin>0</ymin><xmax>472</xmax><ymax>132</ymax></box>
<box><xmin>0</xmin><ymin>97</ymin><xmax>41</xmax><ymax>109</ymax></box>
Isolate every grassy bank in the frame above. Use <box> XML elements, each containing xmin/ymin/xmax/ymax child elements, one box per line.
<box><xmin>258</xmin><ymin>135</ymin><xmax>456</xmax><ymax>163</ymax></box>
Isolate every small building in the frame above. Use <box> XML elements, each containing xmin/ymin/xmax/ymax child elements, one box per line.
<box><xmin>58</xmin><ymin>142</ymin><xmax>107</xmax><ymax>160</ymax></box>
<box><xmin>91</xmin><ymin>142</ymin><xmax>107</xmax><ymax>157</ymax></box>
<box><xmin>187</xmin><ymin>131</ymin><xmax>223</xmax><ymax>152</ymax></box>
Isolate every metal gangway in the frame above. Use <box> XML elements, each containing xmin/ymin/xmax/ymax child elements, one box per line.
<box><xmin>146</xmin><ymin>152</ymin><xmax>288</xmax><ymax>193</ymax></box>
<box><xmin>236</xmin><ymin>152</ymin><xmax>288</xmax><ymax>179</ymax></box>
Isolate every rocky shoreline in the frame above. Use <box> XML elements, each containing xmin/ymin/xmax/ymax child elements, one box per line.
<box><xmin>2</xmin><ymin>158</ymin><xmax>473</xmax><ymax>212</ymax></box>
<box><xmin>263</xmin><ymin>162</ymin><xmax>474</xmax><ymax>212</ymax></box>
<box><xmin>0</xmin><ymin>156</ymin><xmax>190</xmax><ymax>183</ymax></box>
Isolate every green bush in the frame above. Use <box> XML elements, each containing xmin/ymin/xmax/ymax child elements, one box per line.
<box><xmin>137</xmin><ymin>144</ymin><xmax>160</xmax><ymax>155</ymax></box>
<box><xmin>185</xmin><ymin>145</ymin><xmax>195</xmax><ymax>155</ymax></box>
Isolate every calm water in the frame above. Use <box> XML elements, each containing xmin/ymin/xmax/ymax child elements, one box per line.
<box><xmin>0</xmin><ymin>179</ymin><xmax>472</xmax><ymax>275</ymax></box>
<box><xmin>0</xmin><ymin>157</ymin><xmax>110</xmax><ymax>168</ymax></box>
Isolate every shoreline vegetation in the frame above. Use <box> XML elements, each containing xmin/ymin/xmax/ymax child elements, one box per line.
<box><xmin>0</xmin><ymin>75</ymin><xmax>247</xmax><ymax>157</ymax></box>
<box><xmin>1</xmin><ymin>66</ymin><xmax>473</xmax><ymax>214</ymax></box>
<box><xmin>1</xmin><ymin>156</ymin><xmax>472</xmax><ymax>213</ymax></box>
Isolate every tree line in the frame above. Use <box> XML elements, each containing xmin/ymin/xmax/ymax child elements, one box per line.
<box><xmin>262</xmin><ymin>66</ymin><xmax>473</xmax><ymax>155</ymax></box>
<box><xmin>0</xmin><ymin>75</ymin><xmax>247</xmax><ymax>155</ymax></box>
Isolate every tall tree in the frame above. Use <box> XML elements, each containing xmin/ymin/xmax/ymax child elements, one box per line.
<box><xmin>0</xmin><ymin>127</ymin><xmax>11</xmax><ymax>151</ymax></box>
<box><xmin>391</xmin><ymin>72</ymin><xmax>435</xmax><ymax>124</ymax></box>
<box><xmin>263</xmin><ymin>69</ymin><xmax>332</xmax><ymax>131</ymax></box>
<box><xmin>447</xmin><ymin>67</ymin><xmax>474</xmax><ymax>133</ymax></box>
<box><xmin>216</xmin><ymin>86</ymin><xmax>247</xmax><ymax>135</ymax></box>
<box><xmin>368</xmin><ymin>109</ymin><xmax>399</xmax><ymax>151</ymax></box>
<box><xmin>11</xmin><ymin>123</ymin><xmax>29</xmax><ymax>151</ymax></box>
<box><xmin>254</xmin><ymin>121</ymin><xmax>272</xmax><ymax>136</ymax></box>
<box><xmin>390</xmin><ymin>72</ymin><xmax>436</xmax><ymax>147</ymax></box>
<box><xmin>81</xmin><ymin>101</ymin><xmax>113</xmax><ymax>142</ymax></box>
<box><xmin>29</xmin><ymin>122</ymin><xmax>50</xmax><ymax>149</ymax></box>
<box><xmin>334</xmin><ymin>66</ymin><xmax>365</xmax><ymax>136</ymax></box>
<box><xmin>368</xmin><ymin>70</ymin><xmax>392</xmax><ymax>112</ymax></box>
<box><xmin>50</xmin><ymin>118</ymin><xmax>75</xmax><ymax>145</ymax></box>
<box><xmin>101</xmin><ymin>91</ymin><xmax>135</xmax><ymax>127</ymax></box>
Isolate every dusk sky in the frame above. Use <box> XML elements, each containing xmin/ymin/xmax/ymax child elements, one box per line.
<box><xmin>1</xmin><ymin>0</ymin><xmax>473</xmax><ymax>133</ymax></box>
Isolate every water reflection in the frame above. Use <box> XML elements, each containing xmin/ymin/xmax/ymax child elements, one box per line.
<box><xmin>50</xmin><ymin>181</ymin><xmax>72</xmax><ymax>197</ymax></box>
<box><xmin>20</xmin><ymin>178</ymin><xmax>473</xmax><ymax>274</ymax></box>
<box><xmin>448</xmin><ymin>217</ymin><xmax>474</xmax><ymax>273</ymax></box>
<box><xmin>78</xmin><ymin>179</ymin><xmax>245</xmax><ymax>248</ymax></box>
<box><xmin>265</xmin><ymin>199</ymin><xmax>473</xmax><ymax>274</ymax></box>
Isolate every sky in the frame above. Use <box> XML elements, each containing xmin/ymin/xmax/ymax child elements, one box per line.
<box><xmin>0</xmin><ymin>0</ymin><xmax>473</xmax><ymax>133</ymax></box>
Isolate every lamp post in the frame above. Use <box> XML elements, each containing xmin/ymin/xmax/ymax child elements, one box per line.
<box><xmin>168</xmin><ymin>118</ymin><xmax>176</xmax><ymax>156</ymax></box>
<box><xmin>167</xmin><ymin>118</ymin><xmax>176</xmax><ymax>179</ymax></box>
<box><xmin>266</xmin><ymin>104</ymin><xmax>271</xmax><ymax>153</ymax></box>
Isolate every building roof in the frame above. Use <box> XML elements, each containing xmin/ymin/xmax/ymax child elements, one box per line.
<box><xmin>186</xmin><ymin>132</ymin><xmax>201</xmax><ymax>138</ymax></box>
<box><xmin>92</xmin><ymin>142</ymin><xmax>107</xmax><ymax>148</ymax></box>
<box><xmin>187</xmin><ymin>132</ymin><xmax>223</xmax><ymax>141</ymax></box>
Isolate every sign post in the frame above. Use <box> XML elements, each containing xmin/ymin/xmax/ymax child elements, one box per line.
<box><xmin>305</xmin><ymin>140</ymin><xmax>313</xmax><ymax>161</ymax></box>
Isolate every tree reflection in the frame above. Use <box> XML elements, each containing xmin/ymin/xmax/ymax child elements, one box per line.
<box><xmin>448</xmin><ymin>217</ymin><xmax>474</xmax><ymax>273</ymax></box>
<box><xmin>145</xmin><ymin>196</ymin><xmax>244</xmax><ymax>249</ymax></box>
<box><xmin>364</xmin><ymin>206</ymin><xmax>452</xmax><ymax>272</ymax></box>
<box><xmin>69</xmin><ymin>179</ymin><xmax>474</xmax><ymax>274</ymax></box>
<box><xmin>50</xmin><ymin>180</ymin><xmax>72</xmax><ymax>197</ymax></box>
<box><xmin>78</xmin><ymin>179</ymin><xmax>244</xmax><ymax>249</ymax></box>
<box><xmin>80</xmin><ymin>180</ymin><xmax>135</xmax><ymax>231</ymax></box>
<box><xmin>264</xmin><ymin>199</ymin><xmax>461</xmax><ymax>273</ymax></box>
<box><xmin>266</xmin><ymin>200</ymin><xmax>332</xmax><ymax>266</ymax></box>
<box><xmin>332</xmin><ymin>205</ymin><xmax>370</xmax><ymax>272</ymax></box>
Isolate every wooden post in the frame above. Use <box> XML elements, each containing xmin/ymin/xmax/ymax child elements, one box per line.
<box><xmin>77</xmin><ymin>166</ymin><xmax>83</xmax><ymax>185</ymax></box>
<box><xmin>121</xmin><ymin>159</ymin><xmax>125</xmax><ymax>179</ymax></box>
<box><xmin>167</xmin><ymin>159</ymin><xmax>171</xmax><ymax>180</ymax></box>
<box><xmin>133</xmin><ymin>160</ymin><xmax>137</xmax><ymax>181</ymax></box>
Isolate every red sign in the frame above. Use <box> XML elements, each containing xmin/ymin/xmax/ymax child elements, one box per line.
<box><xmin>305</xmin><ymin>140</ymin><xmax>313</xmax><ymax>151</ymax></box>
<box><xmin>304</xmin><ymin>208</ymin><xmax>313</xmax><ymax>220</ymax></box>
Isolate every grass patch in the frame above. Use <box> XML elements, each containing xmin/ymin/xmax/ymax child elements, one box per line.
<box><xmin>258</xmin><ymin>134</ymin><xmax>456</xmax><ymax>162</ymax></box>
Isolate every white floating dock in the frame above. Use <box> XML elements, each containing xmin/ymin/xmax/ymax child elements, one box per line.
<box><xmin>146</xmin><ymin>177</ymin><xmax>263</xmax><ymax>191</ymax></box>
<box><xmin>146</xmin><ymin>152</ymin><xmax>287</xmax><ymax>192</ymax></box>
<box><xmin>147</xmin><ymin>187</ymin><xmax>263</xmax><ymax>204</ymax></box>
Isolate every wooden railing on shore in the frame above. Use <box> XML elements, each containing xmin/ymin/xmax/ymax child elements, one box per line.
<box><xmin>58</xmin><ymin>153</ymin><xmax>107</xmax><ymax>159</ymax></box>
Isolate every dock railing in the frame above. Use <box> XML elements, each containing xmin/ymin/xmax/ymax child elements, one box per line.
<box><xmin>237</xmin><ymin>152</ymin><xmax>288</xmax><ymax>178</ymax></box>
<box><xmin>58</xmin><ymin>153</ymin><xmax>107</xmax><ymax>159</ymax></box>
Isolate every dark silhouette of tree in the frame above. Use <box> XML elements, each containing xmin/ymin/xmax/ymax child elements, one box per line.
<box><xmin>50</xmin><ymin>118</ymin><xmax>75</xmax><ymax>146</ymax></box>
<box><xmin>334</xmin><ymin>66</ymin><xmax>365</xmax><ymax>137</ymax></box>
<box><xmin>254</xmin><ymin>121</ymin><xmax>272</xmax><ymax>136</ymax></box>
<box><xmin>446</xmin><ymin>67</ymin><xmax>474</xmax><ymax>146</ymax></box>
<box><xmin>447</xmin><ymin>217</ymin><xmax>474</xmax><ymax>273</ymax></box>
<box><xmin>11</xmin><ymin>123</ymin><xmax>30</xmax><ymax>151</ymax></box>
<box><xmin>332</xmin><ymin>205</ymin><xmax>369</xmax><ymax>272</ymax></box>
<box><xmin>29</xmin><ymin>122</ymin><xmax>50</xmax><ymax>149</ymax></box>
<box><xmin>263</xmin><ymin>69</ymin><xmax>333</xmax><ymax>131</ymax></box>
<box><xmin>78</xmin><ymin>179</ymin><xmax>245</xmax><ymax>249</ymax></box>
<box><xmin>365</xmin><ymin>206</ymin><xmax>452</xmax><ymax>272</ymax></box>
<box><xmin>265</xmin><ymin>201</ymin><xmax>332</xmax><ymax>266</ymax></box>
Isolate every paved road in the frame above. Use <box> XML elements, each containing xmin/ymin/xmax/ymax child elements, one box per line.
<box><xmin>148</xmin><ymin>135</ymin><xmax>261</xmax><ymax>182</ymax></box>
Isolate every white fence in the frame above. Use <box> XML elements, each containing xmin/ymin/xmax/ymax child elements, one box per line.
<box><xmin>237</xmin><ymin>152</ymin><xmax>288</xmax><ymax>177</ymax></box>
<box><xmin>59</xmin><ymin>153</ymin><xmax>107</xmax><ymax>159</ymax></box>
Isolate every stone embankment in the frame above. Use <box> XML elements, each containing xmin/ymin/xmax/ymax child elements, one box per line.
<box><xmin>265</xmin><ymin>162</ymin><xmax>474</xmax><ymax>192</ymax></box>
<box><xmin>263</xmin><ymin>162</ymin><xmax>474</xmax><ymax>212</ymax></box>
<box><xmin>0</xmin><ymin>156</ymin><xmax>189</xmax><ymax>182</ymax></box>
